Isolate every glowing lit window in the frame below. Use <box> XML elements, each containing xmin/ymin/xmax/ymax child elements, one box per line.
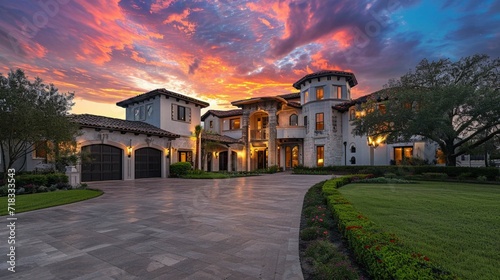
<box><xmin>315</xmin><ymin>113</ymin><xmax>324</xmax><ymax>130</ymax></box>
<box><xmin>230</xmin><ymin>118</ymin><xmax>240</xmax><ymax>130</ymax></box>
<box><xmin>316</xmin><ymin>87</ymin><xmax>324</xmax><ymax>100</ymax></box>
<box><xmin>316</xmin><ymin>146</ymin><xmax>324</xmax><ymax>167</ymax></box>
<box><xmin>337</xmin><ymin>86</ymin><xmax>342</xmax><ymax>99</ymax></box>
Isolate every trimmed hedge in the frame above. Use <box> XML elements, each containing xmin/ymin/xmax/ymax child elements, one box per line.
<box><xmin>294</xmin><ymin>165</ymin><xmax>499</xmax><ymax>180</ymax></box>
<box><xmin>15</xmin><ymin>173</ymin><xmax>68</xmax><ymax>188</ymax></box>
<box><xmin>169</xmin><ymin>162</ymin><xmax>192</xmax><ymax>177</ymax></box>
<box><xmin>321</xmin><ymin>176</ymin><xmax>457</xmax><ymax>280</ymax></box>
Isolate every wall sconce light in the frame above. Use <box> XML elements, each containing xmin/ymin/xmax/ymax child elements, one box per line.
<box><xmin>127</xmin><ymin>146</ymin><xmax>132</xmax><ymax>158</ymax></box>
<box><xmin>214</xmin><ymin>152</ymin><xmax>218</xmax><ymax>159</ymax></box>
<box><xmin>165</xmin><ymin>148</ymin><xmax>170</xmax><ymax>158</ymax></box>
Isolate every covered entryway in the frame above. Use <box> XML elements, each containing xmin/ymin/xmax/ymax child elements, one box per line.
<box><xmin>135</xmin><ymin>147</ymin><xmax>162</xmax><ymax>179</ymax></box>
<box><xmin>82</xmin><ymin>144</ymin><xmax>122</xmax><ymax>181</ymax></box>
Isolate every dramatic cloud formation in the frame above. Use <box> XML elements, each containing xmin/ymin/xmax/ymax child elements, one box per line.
<box><xmin>0</xmin><ymin>0</ymin><xmax>498</xmax><ymax>118</ymax></box>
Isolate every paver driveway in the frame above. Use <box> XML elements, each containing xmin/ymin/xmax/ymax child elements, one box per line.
<box><xmin>0</xmin><ymin>173</ymin><xmax>331</xmax><ymax>279</ymax></box>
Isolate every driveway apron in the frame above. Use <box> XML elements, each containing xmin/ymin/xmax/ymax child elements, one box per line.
<box><xmin>0</xmin><ymin>173</ymin><xmax>331</xmax><ymax>279</ymax></box>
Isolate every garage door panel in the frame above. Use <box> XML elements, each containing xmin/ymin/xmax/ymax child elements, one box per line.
<box><xmin>82</xmin><ymin>145</ymin><xmax>122</xmax><ymax>182</ymax></box>
<box><xmin>135</xmin><ymin>148</ymin><xmax>161</xmax><ymax>179</ymax></box>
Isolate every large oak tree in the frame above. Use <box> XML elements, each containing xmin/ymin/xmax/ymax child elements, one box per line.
<box><xmin>0</xmin><ymin>69</ymin><xmax>78</xmax><ymax>175</ymax></box>
<box><xmin>352</xmin><ymin>54</ymin><xmax>500</xmax><ymax>166</ymax></box>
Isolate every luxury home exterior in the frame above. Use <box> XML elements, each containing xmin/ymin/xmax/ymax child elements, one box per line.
<box><xmin>1</xmin><ymin>70</ymin><xmax>448</xmax><ymax>182</ymax></box>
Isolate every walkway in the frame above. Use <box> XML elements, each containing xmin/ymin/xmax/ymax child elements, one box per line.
<box><xmin>0</xmin><ymin>173</ymin><xmax>331</xmax><ymax>279</ymax></box>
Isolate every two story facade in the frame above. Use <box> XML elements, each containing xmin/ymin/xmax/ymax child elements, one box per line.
<box><xmin>2</xmin><ymin>70</ymin><xmax>451</xmax><ymax>182</ymax></box>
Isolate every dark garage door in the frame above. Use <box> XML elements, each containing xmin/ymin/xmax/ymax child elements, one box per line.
<box><xmin>81</xmin><ymin>144</ymin><xmax>122</xmax><ymax>182</ymax></box>
<box><xmin>135</xmin><ymin>147</ymin><xmax>161</xmax><ymax>179</ymax></box>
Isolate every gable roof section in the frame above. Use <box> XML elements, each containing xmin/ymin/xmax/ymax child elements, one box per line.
<box><xmin>116</xmin><ymin>88</ymin><xmax>210</xmax><ymax>108</ymax></box>
<box><xmin>201</xmin><ymin>131</ymin><xmax>241</xmax><ymax>144</ymax></box>
<box><xmin>70</xmin><ymin>114</ymin><xmax>180</xmax><ymax>138</ymax></box>
<box><xmin>201</xmin><ymin>109</ymin><xmax>243</xmax><ymax>121</ymax></box>
<box><xmin>293</xmin><ymin>70</ymin><xmax>358</xmax><ymax>89</ymax></box>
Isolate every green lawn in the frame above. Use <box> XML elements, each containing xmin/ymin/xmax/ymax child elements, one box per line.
<box><xmin>0</xmin><ymin>189</ymin><xmax>103</xmax><ymax>216</ymax></box>
<box><xmin>339</xmin><ymin>182</ymin><xmax>500</xmax><ymax>280</ymax></box>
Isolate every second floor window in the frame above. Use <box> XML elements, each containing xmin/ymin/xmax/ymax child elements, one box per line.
<box><xmin>230</xmin><ymin>118</ymin><xmax>240</xmax><ymax>130</ymax></box>
<box><xmin>172</xmin><ymin>104</ymin><xmax>191</xmax><ymax>123</ymax></box>
<box><xmin>209</xmin><ymin>120</ymin><xmax>213</xmax><ymax>128</ymax></box>
<box><xmin>316</xmin><ymin>87</ymin><xmax>324</xmax><ymax>100</ymax></box>
<box><xmin>315</xmin><ymin>113</ymin><xmax>324</xmax><ymax>130</ymax></box>
<box><xmin>289</xmin><ymin>114</ymin><xmax>298</xmax><ymax>126</ymax></box>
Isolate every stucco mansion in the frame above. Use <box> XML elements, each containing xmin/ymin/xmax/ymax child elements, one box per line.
<box><xmin>4</xmin><ymin>70</ymin><xmax>449</xmax><ymax>181</ymax></box>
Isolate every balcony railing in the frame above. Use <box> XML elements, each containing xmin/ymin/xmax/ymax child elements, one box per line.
<box><xmin>277</xmin><ymin>126</ymin><xmax>305</xmax><ymax>139</ymax></box>
<box><xmin>250</xmin><ymin>129</ymin><xmax>268</xmax><ymax>140</ymax></box>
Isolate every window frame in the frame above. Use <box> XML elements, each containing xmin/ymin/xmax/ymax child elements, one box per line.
<box><xmin>316</xmin><ymin>146</ymin><xmax>324</xmax><ymax>167</ymax></box>
<box><xmin>316</xmin><ymin>86</ymin><xmax>324</xmax><ymax>100</ymax></box>
<box><xmin>315</xmin><ymin>113</ymin><xmax>324</xmax><ymax>131</ymax></box>
<box><xmin>229</xmin><ymin>118</ymin><xmax>241</xmax><ymax>130</ymax></box>
<box><xmin>289</xmin><ymin>114</ymin><xmax>298</xmax><ymax>126</ymax></box>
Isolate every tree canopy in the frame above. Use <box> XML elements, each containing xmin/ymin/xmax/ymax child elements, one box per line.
<box><xmin>352</xmin><ymin>54</ymin><xmax>500</xmax><ymax>166</ymax></box>
<box><xmin>0</xmin><ymin>69</ymin><xmax>78</xmax><ymax>174</ymax></box>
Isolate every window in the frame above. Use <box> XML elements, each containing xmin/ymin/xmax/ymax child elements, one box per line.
<box><xmin>394</xmin><ymin>147</ymin><xmax>413</xmax><ymax>164</ymax></box>
<box><xmin>336</xmin><ymin>86</ymin><xmax>342</xmax><ymax>99</ymax></box>
<box><xmin>332</xmin><ymin>115</ymin><xmax>337</xmax><ymax>131</ymax></box>
<box><xmin>230</xmin><ymin>118</ymin><xmax>240</xmax><ymax>130</ymax></box>
<box><xmin>304</xmin><ymin>90</ymin><xmax>309</xmax><ymax>103</ymax></box>
<box><xmin>350</xmin><ymin>156</ymin><xmax>356</xmax><ymax>164</ymax></box>
<box><xmin>172</xmin><ymin>104</ymin><xmax>191</xmax><ymax>123</ymax></box>
<box><xmin>146</xmin><ymin>104</ymin><xmax>153</xmax><ymax>118</ymax></box>
<box><xmin>350</xmin><ymin>145</ymin><xmax>356</xmax><ymax>153</ymax></box>
<box><xmin>316</xmin><ymin>87</ymin><xmax>324</xmax><ymax>100</ymax></box>
<box><xmin>315</xmin><ymin>113</ymin><xmax>324</xmax><ymax>131</ymax></box>
<box><xmin>304</xmin><ymin>116</ymin><xmax>308</xmax><ymax>133</ymax></box>
<box><xmin>316</xmin><ymin>146</ymin><xmax>324</xmax><ymax>167</ymax></box>
<box><xmin>34</xmin><ymin>141</ymin><xmax>47</xmax><ymax>159</ymax></box>
<box><xmin>178</xmin><ymin>151</ymin><xmax>193</xmax><ymax>165</ymax></box>
<box><xmin>289</xmin><ymin>114</ymin><xmax>298</xmax><ymax>126</ymax></box>
<box><xmin>134</xmin><ymin>106</ymin><xmax>145</xmax><ymax>121</ymax></box>
<box><xmin>209</xmin><ymin>120</ymin><xmax>213</xmax><ymax>128</ymax></box>
<box><xmin>349</xmin><ymin>108</ymin><xmax>356</xmax><ymax>120</ymax></box>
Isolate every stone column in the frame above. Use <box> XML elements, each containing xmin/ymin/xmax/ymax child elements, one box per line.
<box><xmin>227</xmin><ymin>147</ymin><xmax>232</xmax><ymax>172</ymax></box>
<box><xmin>242</xmin><ymin>109</ymin><xmax>250</xmax><ymax>171</ymax></box>
<box><xmin>268</xmin><ymin>105</ymin><xmax>277</xmax><ymax>167</ymax></box>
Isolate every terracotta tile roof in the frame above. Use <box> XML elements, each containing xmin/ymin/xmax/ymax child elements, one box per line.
<box><xmin>201</xmin><ymin>109</ymin><xmax>242</xmax><ymax>121</ymax></box>
<box><xmin>116</xmin><ymin>88</ymin><xmax>210</xmax><ymax>108</ymax></box>
<box><xmin>293</xmin><ymin>70</ymin><xmax>358</xmax><ymax>89</ymax></box>
<box><xmin>278</xmin><ymin>92</ymin><xmax>300</xmax><ymax>100</ymax></box>
<box><xmin>70</xmin><ymin>114</ymin><xmax>180</xmax><ymax>138</ymax></box>
<box><xmin>287</xmin><ymin>101</ymin><xmax>302</xmax><ymax>108</ymax></box>
<box><xmin>332</xmin><ymin>88</ymin><xmax>392</xmax><ymax>112</ymax></box>
<box><xmin>201</xmin><ymin>131</ymin><xmax>241</xmax><ymax>144</ymax></box>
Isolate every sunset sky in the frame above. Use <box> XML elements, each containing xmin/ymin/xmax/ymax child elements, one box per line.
<box><xmin>0</xmin><ymin>0</ymin><xmax>498</xmax><ymax>119</ymax></box>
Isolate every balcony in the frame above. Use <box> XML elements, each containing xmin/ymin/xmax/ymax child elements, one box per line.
<box><xmin>277</xmin><ymin>126</ymin><xmax>305</xmax><ymax>139</ymax></box>
<box><xmin>250</xmin><ymin>129</ymin><xmax>268</xmax><ymax>140</ymax></box>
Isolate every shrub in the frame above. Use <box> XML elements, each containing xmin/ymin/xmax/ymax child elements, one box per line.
<box><xmin>170</xmin><ymin>162</ymin><xmax>192</xmax><ymax>178</ymax></box>
<box><xmin>49</xmin><ymin>185</ymin><xmax>58</xmax><ymax>192</ymax></box>
<box><xmin>321</xmin><ymin>177</ymin><xmax>457</xmax><ymax>280</ymax></box>
<box><xmin>23</xmin><ymin>184</ymin><xmax>37</xmax><ymax>194</ymax></box>
<box><xmin>384</xmin><ymin>172</ymin><xmax>397</xmax><ymax>178</ymax></box>
<box><xmin>0</xmin><ymin>185</ymin><xmax>8</xmax><ymax>196</ymax></box>
<box><xmin>37</xmin><ymin>186</ymin><xmax>49</xmax><ymax>193</ymax></box>
<box><xmin>477</xmin><ymin>175</ymin><xmax>487</xmax><ymax>182</ymax></box>
<box><xmin>457</xmin><ymin>172</ymin><xmax>473</xmax><ymax>180</ymax></box>
<box><xmin>354</xmin><ymin>177</ymin><xmax>415</xmax><ymax>184</ymax></box>
<box><xmin>15</xmin><ymin>174</ymin><xmax>48</xmax><ymax>187</ymax></box>
<box><xmin>300</xmin><ymin>227</ymin><xmax>329</xmax><ymax>241</ymax></box>
<box><xmin>266</xmin><ymin>165</ymin><xmax>280</xmax><ymax>173</ymax></box>
<box><xmin>16</xmin><ymin>187</ymin><xmax>25</xmax><ymax>195</ymax></box>
<box><xmin>46</xmin><ymin>173</ymin><xmax>68</xmax><ymax>185</ymax></box>
<box><xmin>56</xmin><ymin>182</ymin><xmax>72</xmax><ymax>190</ymax></box>
<box><xmin>422</xmin><ymin>172</ymin><xmax>448</xmax><ymax>180</ymax></box>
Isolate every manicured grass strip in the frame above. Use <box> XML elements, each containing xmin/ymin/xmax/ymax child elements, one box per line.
<box><xmin>339</xmin><ymin>182</ymin><xmax>500</xmax><ymax>280</ymax></box>
<box><xmin>321</xmin><ymin>176</ymin><xmax>457</xmax><ymax>279</ymax></box>
<box><xmin>0</xmin><ymin>189</ymin><xmax>103</xmax><ymax>216</ymax></box>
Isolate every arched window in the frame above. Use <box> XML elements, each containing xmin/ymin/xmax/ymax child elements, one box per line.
<box><xmin>289</xmin><ymin>114</ymin><xmax>298</xmax><ymax>126</ymax></box>
<box><xmin>350</xmin><ymin>156</ymin><xmax>356</xmax><ymax>165</ymax></box>
<box><xmin>350</xmin><ymin>145</ymin><xmax>356</xmax><ymax>153</ymax></box>
<box><xmin>349</xmin><ymin>108</ymin><xmax>356</xmax><ymax>120</ymax></box>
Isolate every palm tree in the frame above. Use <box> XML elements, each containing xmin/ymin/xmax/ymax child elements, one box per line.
<box><xmin>194</xmin><ymin>124</ymin><xmax>202</xmax><ymax>170</ymax></box>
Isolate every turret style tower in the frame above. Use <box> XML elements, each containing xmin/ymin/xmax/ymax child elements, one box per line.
<box><xmin>293</xmin><ymin>70</ymin><xmax>358</xmax><ymax>167</ymax></box>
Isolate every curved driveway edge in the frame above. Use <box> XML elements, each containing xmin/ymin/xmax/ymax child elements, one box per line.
<box><xmin>0</xmin><ymin>173</ymin><xmax>331</xmax><ymax>280</ymax></box>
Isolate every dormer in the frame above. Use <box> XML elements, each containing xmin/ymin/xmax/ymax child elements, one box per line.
<box><xmin>201</xmin><ymin>109</ymin><xmax>243</xmax><ymax>139</ymax></box>
<box><xmin>293</xmin><ymin>70</ymin><xmax>358</xmax><ymax>104</ymax></box>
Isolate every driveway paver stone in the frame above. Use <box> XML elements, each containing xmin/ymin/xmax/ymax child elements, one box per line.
<box><xmin>0</xmin><ymin>173</ymin><xmax>331</xmax><ymax>279</ymax></box>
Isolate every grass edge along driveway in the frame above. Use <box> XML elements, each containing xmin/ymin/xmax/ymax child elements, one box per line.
<box><xmin>339</xmin><ymin>181</ymin><xmax>500</xmax><ymax>280</ymax></box>
<box><xmin>0</xmin><ymin>189</ymin><xmax>103</xmax><ymax>216</ymax></box>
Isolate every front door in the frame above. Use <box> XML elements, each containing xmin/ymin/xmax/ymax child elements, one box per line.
<box><xmin>257</xmin><ymin>149</ymin><xmax>268</xmax><ymax>170</ymax></box>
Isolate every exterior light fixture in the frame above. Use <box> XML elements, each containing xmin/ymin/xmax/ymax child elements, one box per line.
<box><xmin>127</xmin><ymin>139</ymin><xmax>132</xmax><ymax>158</ymax></box>
<box><xmin>367</xmin><ymin>135</ymin><xmax>387</xmax><ymax>149</ymax></box>
<box><xmin>214</xmin><ymin>152</ymin><xmax>218</xmax><ymax>158</ymax></box>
